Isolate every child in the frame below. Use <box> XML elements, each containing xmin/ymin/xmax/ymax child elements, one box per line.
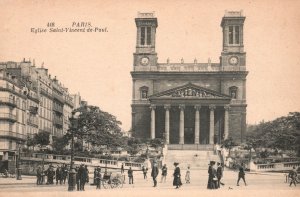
<box><xmin>185</xmin><ymin>166</ymin><xmax>191</xmax><ymax>184</ymax></box>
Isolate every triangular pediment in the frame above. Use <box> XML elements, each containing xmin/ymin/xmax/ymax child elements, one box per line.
<box><xmin>150</xmin><ymin>83</ymin><xmax>231</xmax><ymax>99</ymax></box>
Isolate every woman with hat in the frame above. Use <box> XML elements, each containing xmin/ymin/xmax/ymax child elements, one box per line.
<box><xmin>173</xmin><ymin>162</ymin><xmax>182</xmax><ymax>189</ymax></box>
<box><xmin>207</xmin><ymin>161</ymin><xmax>217</xmax><ymax>189</ymax></box>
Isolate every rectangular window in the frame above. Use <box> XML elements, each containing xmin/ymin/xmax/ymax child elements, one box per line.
<box><xmin>140</xmin><ymin>27</ymin><xmax>145</xmax><ymax>45</ymax></box>
<box><xmin>235</xmin><ymin>26</ymin><xmax>240</xmax><ymax>44</ymax></box>
<box><xmin>146</xmin><ymin>27</ymin><xmax>151</xmax><ymax>45</ymax></box>
<box><xmin>229</xmin><ymin>26</ymin><xmax>233</xmax><ymax>44</ymax></box>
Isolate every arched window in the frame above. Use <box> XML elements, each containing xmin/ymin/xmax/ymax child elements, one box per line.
<box><xmin>229</xmin><ymin>86</ymin><xmax>238</xmax><ymax>99</ymax></box>
<box><xmin>139</xmin><ymin>86</ymin><xmax>149</xmax><ymax>99</ymax></box>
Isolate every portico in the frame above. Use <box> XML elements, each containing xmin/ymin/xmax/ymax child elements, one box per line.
<box><xmin>148</xmin><ymin>83</ymin><xmax>231</xmax><ymax>145</ymax></box>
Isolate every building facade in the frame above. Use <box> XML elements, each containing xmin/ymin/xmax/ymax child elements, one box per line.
<box><xmin>131</xmin><ymin>11</ymin><xmax>248</xmax><ymax>145</ymax></box>
<box><xmin>0</xmin><ymin>60</ymin><xmax>76</xmax><ymax>171</ymax></box>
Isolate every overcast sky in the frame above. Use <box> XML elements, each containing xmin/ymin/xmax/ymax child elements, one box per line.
<box><xmin>1</xmin><ymin>0</ymin><xmax>300</xmax><ymax>131</ymax></box>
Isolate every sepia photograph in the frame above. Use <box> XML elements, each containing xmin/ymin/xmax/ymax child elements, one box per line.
<box><xmin>0</xmin><ymin>0</ymin><xmax>299</xmax><ymax>196</ymax></box>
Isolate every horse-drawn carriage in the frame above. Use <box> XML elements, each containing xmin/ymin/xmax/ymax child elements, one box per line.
<box><xmin>102</xmin><ymin>171</ymin><xmax>124</xmax><ymax>189</ymax></box>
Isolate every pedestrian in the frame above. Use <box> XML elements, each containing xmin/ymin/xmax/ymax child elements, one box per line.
<box><xmin>36</xmin><ymin>166</ymin><xmax>42</xmax><ymax>185</ymax></box>
<box><xmin>80</xmin><ymin>164</ymin><xmax>88</xmax><ymax>191</ymax></box>
<box><xmin>93</xmin><ymin>167</ymin><xmax>98</xmax><ymax>185</ymax></box>
<box><xmin>95</xmin><ymin>168</ymin><xmax>102</xmax><ymax>189</ymax></box>
<box><xmin>237</xmin><ymin>165</ymin><xmax>247</xmax><ymax>186</ymax></box>
<box><xmin>289</xmin><ymin>167</ymin><xmax>297</xmax><ymax>187</ymax></box>
<box><xmin>128</xmin><ymin>167</ymin><xmax>134</xmax><ymax>184</ymax></box>
<box><xmin>217</xmin><ymin>162</ymin><xmax>224</xmax><ymax>188</ymax></box>
<box><xmin>85</xmin><ymin>165</ymin><xmax>89</xmax><ymax>184</ymax></box>
<box><xmin>185</xmin><ymin>166</ymin><xmax>190</xmax><ymax>184</ymax></box>
<box><xmin>142</xmin><ymin>165</ymin><xmax>148</xmax><ymax>180</ymax></box>
<box><xmin>161</xmin><ymin>164</ymin><xmax>167</xmax><ymax>183</ymax></box>
<box><xmin>151</xmin><ymin>162</ymin><xmax>159</xmax><ymax>187</ymax></box>
<box><xmin>173</xmin><ymin>162</ymin><xmax>182</xmax><ymax>189</ymax></box>
<box><xmin>56</xmin><ymin>165</ymin><xmax>62</xmax><ymax>185</ymax></box>
<box><xmin>75</xmin><ymin>166</ymin><xmax>80</xmax><ymax>191</ymax></box>
<box><xmin>47</xmin><ymin>165</ymin><xmax>55</xmax><ymax>185</ymax></box>
<box><xmin>121</xmin><ymin>163</ymin><xmax>124</xmax><ymax>173</ymax></box>
<box><xmin>207</xmin><ymin>161</ymin><xmax>216</xmax><ymax>189</ymax></box>
<box><xmin>62</xmin><ymin>164</ymin><xmax>68</xmax><ymax>184</ymax></box>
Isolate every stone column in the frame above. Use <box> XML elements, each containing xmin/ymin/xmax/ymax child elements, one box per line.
<box><xmin>209</xmin><ymin>105</ymin><xmax>216</xmax><ymax>144</ymax></box>
<box><xmin>164</xmin><ymin>104</ymin><xmax>171</xmax><ymax>144</ymax></box>
<box><xmin>224</xmin><ymin>105</ymin><xmax>230</xmax><ymax>140</ymax></box>
<box><xmin>150</xmin><ymin>105</ymin><xmax>156</xmax><ymax>139</ymax></box>
<box><xmin>179</xmin><ymin>104</ymin><xmax>185</xmax><ymax>145</ymax></box>
<box><xmin>194</xmin><ymin>105</ymin><xmax>201</xmax><ymax>144</ymax></box>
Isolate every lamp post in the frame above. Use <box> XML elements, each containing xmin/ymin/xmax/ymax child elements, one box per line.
<box><xmin>16</xmin><ymin>141</ymin><xmax>22</xmax><ymax>180</ymax></box>
<box><xmin>68</xmin><ymin>112</ymin><xmax>80</xmax><ymax>191</ymax></box>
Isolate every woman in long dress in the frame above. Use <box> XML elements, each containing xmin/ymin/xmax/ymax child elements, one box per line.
<box><xmin>173</xmin><ymin>162</ymin><xmax>182</xmax><ymax>189</ymax></box>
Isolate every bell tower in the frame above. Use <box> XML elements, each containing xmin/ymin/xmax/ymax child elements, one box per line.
<box><xmin>133</xmin><ymin>12</ymin><xmax>158</xmax><ymax>67</ymax></box>
<box><xmin>220</xmin><ymin>10</ymin><xmax>246</xmax><ymax>69</ymax></box>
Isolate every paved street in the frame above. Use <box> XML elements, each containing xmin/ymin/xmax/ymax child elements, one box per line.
<box><xmin>0</xmin><ymin>168</ymin><xmax>298</xmax><ymax>197</ymax></box>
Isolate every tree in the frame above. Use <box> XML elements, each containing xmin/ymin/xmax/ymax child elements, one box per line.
<box><xmin>127</xmin><ymin>138</ymin><xmax>142</xmax><ymax>156</ymax></box>
<box><xmin>65</xmin><ymin>105</ymin><xmax>123</xmax><ymax>151</ymax></box>
<box><xmin>26</xmin><ymin>136</ymin><xmax>37</xmax><ymax>151</ymax></box>
<box><xmin>52</xmin><ymin>136</ymin><xmax>69</xmax><ymax>154</ymax></box>
<box><xmin>34</xmin><ymin>131</ymin><xmax>50</xmax><ymax>148</ymax></box>
<box><xmin>222</xmin><ymin>137</ymin><xmax>237</xmax><ymax>156</ymax></box>
<box><xmin>246</xmin><ymin>112</ymin><xmax>300</xmax><ymax>155</ymax></box>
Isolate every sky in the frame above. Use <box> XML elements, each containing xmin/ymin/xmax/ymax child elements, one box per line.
<box><xmin>0</xmin><ymin>0</ymin><xmax>300</xmax><ymax>131</ymax></box>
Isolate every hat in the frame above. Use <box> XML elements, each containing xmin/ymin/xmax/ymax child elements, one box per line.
<box><xmin>173</xmin><ymin>162</ymin><xmax>179</xmax><ymax>166</ymax></box>
<box><xmin>209</xmin><ymin>161</ymin><xmax>216</xmax><ymax>165</ymax></box>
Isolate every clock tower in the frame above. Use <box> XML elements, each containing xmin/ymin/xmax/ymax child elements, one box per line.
<box><xmin>134</xmin><ymin>12</ymin><xmax>158</xmax><ymax>67</ymax></box>
<box><xmin>220</xmin><ymin>11</ymin><xmax>246</xmax><ymax>70</ymax></box>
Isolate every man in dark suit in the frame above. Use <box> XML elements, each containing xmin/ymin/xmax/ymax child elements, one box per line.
<box><xmin>216</xmin><ymin>162</ymin><xmax>224</xmax><ymax>188</ymax></box>
<box><xmin>151</xmin><ymin>162</ymin><xmax>159</xmax><ymax>187</ymax></box>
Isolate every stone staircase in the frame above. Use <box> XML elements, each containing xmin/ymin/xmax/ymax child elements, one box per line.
<box><xmin>163</xmin><ymin>145</ymin><xmax>221</xmax><ymax>170</ymax></box>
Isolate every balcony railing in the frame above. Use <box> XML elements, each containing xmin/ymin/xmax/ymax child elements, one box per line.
<box><xmin>53</xmin><ymin>92</ymin><xmax>64</xmax><ymax>103</ymax></box>
<box><xmin>0</xmin><ymin>97</ymin><xmax>17</xmax><ymax>107</ymax></box>
<box><xmin>40</xmin><ymin>88</ymin><xmax>52</xmax><ymax>98</ymax></box>
<box><xmin>0</xmin><ymin>113</ymin><xmax>17</xmax><ymax>122</ymax></box>
<box><xmin>0</xmin><ymin>130</ymin><xmax>27</xmax><ymax>140</ymax></box>
<box><xmin>0</xmin><ymin>83</ymin><xmax>26</xmax><ymax>98</ymax></box>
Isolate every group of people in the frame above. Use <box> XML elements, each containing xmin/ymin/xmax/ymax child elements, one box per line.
<box><xmin>75</xmin><ymin>164</ymin><xmax>89</xmax><ymax>191</ymax></box>
<box><xmin>207</xmin><ymin>161</ymin><xmax>226</xmax><ymax>189</ymax></box>
<box><xmin>36</xmin><ymin>164</ymin><xmax>68</xmax><ymax>185</ymax></box>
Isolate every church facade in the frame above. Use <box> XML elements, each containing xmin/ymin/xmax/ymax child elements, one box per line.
<box><xmin>131</xmin><ymin>11</ymin><xmax>247</xmax><ymax>145</ymax></box>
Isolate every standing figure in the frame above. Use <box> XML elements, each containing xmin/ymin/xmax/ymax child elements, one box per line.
<box><xmin>216</xmin><ymin>162</ymin><xmax>224</xmax><ymax>188</ymax></box>
<box><xmin>142</xmin><ymin>166</ymin><xmax>148</xmax><ymax>180</ymax></box>
<box><xmin>79</xmin><ymin>164</ymin><xmax>87</xmax><ymax>191</ymax></box>
<box><xmin>128</xmin><ymin>167</ymin><xmax>134</xmax><ymax>184</ymax></box>
<box><xmin>121</xmin><ymin>163</ymin><xmax>124</xmax><ymax>173</ymax></box>
<box><xmin>93</xmin><ymin>168</ymin><xmax>98</xmax><ymax>185</ymax></box>
<box><xmin>56</xmin><ymin>166</ymin><xmax>62</xmax><ymax>185</ymax></box>
<box><xmin>161</xmin><ymin>164</ymin><xmax>167</xmax><ymax>183</ymax></box>
<box><xmin>151</xmin><ymin>162</ymin><xmax>159</xmax><ymax>187</ymax></box>
<box><xmin>95</xmin><ymin>168</ymin><xmax>102</xmax><ymax>189</ymax></box>
<box><xmin>62</xmin><ymin>164</ymin><xmax>68</xmax><ymax>184</ymax></box>
<box><xmin>207</xmin><ymin>161</ymin><xmax>216</xmax><ymax>189</ymax></box>
<box><xmin>75</xmin><ymin>166</ymin><xmax>80</xmax><ymax>191</ymax></box>
<box><xmin>185</xmin><ymin>166</ymin><xmax>190</xmax><ymax>184</ymax></box>
<box><xmin>36</xmin><ymin>166</ymin><xmax>42</xmax><ymax>185</ymax></box>
<box><xmin>237</xmin><ymin>166</ymin><xmax>247</xmax><ymax>186</ymax></box>
<box><xmin>85</xmin><ymin>165</ymin><xmax>89</xmax><ymax>184</ymax></box>
<box><xmin>289</xmin><ymin>167</ymin><xmax>297</xmax><ymax>187</ymax></box>
<box><xmin>173</xmin><ymin>162</ymin><xmax>182</xmax><ymax>189</ymax></box>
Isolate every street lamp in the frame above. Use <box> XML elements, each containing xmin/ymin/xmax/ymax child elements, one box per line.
<box><xmin>16</xmin><ymin>141</ymin><xmax>23</xmax><ymax>180</ymax></box>
<box><xmin>68</xmin><ymin>111</ymin><xmax>80</xmax><ymax>191</ymax></box>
